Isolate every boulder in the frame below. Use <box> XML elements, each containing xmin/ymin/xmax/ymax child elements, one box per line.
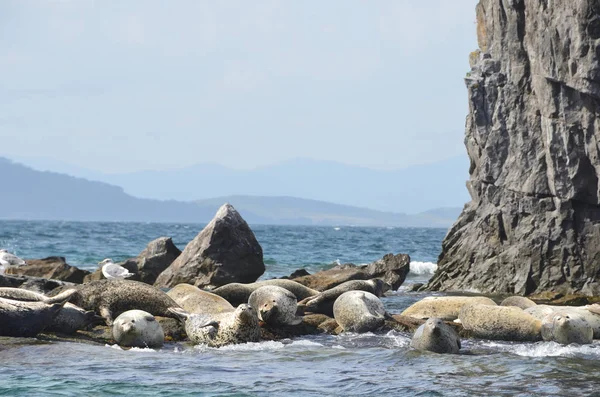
<box><xmin>5</xmin><ymin>257</ymin><xmax>89</xmax><ymax>284</ymax></box>
<box><xmin>83</xmin><ymin>237</ymin><xmax>181</xmax><ymax>284</ymax></box>
<box><xmin>291</xmin><ymin>253</ymin><xmax>410</xmax><ymax>291</ymax></box>
<box><xmin>427</xmin><ymin>1</ymin><xmax>600</xmax><ymax>295</ymax></box>
<box><xmin>154</xmin><ymin>204</ymin><xmax>264</xmax><ymax>289</ymax></box>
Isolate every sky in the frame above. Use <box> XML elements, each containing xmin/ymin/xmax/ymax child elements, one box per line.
<box><xmin>1</xmin><ymin>0</ymin><xmax>480</xmax><ymax>174</ymax></box>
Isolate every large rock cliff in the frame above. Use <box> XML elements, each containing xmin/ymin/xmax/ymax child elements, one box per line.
<box><xmin>427</xmin><ymin>0</ymin><xmax>600</xmax><ymax>295</ymax></box>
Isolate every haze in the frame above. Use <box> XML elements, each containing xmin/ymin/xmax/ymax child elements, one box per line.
<box><xmin>1</xmin><ymin>1</ymin><xmax>478</xmax><ymax>174</ymax></box>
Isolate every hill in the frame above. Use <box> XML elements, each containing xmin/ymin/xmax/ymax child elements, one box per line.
<box><xmin>0</xmin><ymin>158</ymin><xmax>460</xmax><ymax>227</ymax></box>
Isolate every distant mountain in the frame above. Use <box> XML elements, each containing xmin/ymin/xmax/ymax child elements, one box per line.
<box><xmin>33</xmin><ymin>156</ymin><xmax>470</xmax><ymax>214</ymax></box>
<box><xmin>0</xmin><ymin>158</ymin><xmax>461</xmax><ymax>227</ymax></box>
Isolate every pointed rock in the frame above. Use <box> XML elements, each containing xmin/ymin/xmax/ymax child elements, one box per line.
<box><xmin>154</xmin><ymin>204</ymin><xmax>264</xmax><ymax>289</ymax></box>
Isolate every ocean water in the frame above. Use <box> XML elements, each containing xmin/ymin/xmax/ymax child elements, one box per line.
<box><xmin>0</xmin><ymin>220</ymin><xmax>597</xmax><ymax>396</ymax></box>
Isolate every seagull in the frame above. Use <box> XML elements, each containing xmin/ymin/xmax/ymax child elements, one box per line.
<box><xmin>0</xmin><ymin>249</ymin><xmax>26</xmax><ymax>268</ymax></box>
<box><xmin>98</xmin><ymin>258</ymin><xmax>135</xmax><ymax>279</ymax></box>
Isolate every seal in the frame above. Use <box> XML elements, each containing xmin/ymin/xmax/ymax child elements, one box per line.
<box><xmin>46</xmin><ymin>302</ymin><xmax>103</xmax><ymax>334</ymax></box>
<box><xmin>112</xmin><ymin>309</ymin><xmax>165</xmax><ymax>348</ymax></box>
<box><xmin>401</xmin><ymin>296</ymin><xmax>497</xmax><ymax>321</ymax></box>
<box><xmin>0</xmin><ymin>296</ymin><xmax>68</xmax><ymax>337</ymax></box>
<box><xmin>63</xmin><ymin>279</ymin><xmax>182</xmax><ymax>325</ymax></box>
<box><xmin>541</xmin><ymin>312</ymin><xmax>593</xmax><ymax>345</ymax></box>
<box><xmin>526</xmin><ymin>305</ymin><xmax>600</xmax><ymax>338</ymax></box>
<box><xmin>410</xmin><ymin>317</ymin><xmax>461</xmax><ymax>354</ymax></box>
<box><xmin>167</xmin><ymin>284</ymin><xmax>234</xmax><ymax>315</ymax></box>
<box><xmin>212</xmin><ymin>279</ymin><xmax>319</xmax><ymax>306</ymax></box>
<box><xmin>0</xmin><ymin>287</ymin><xmax>78</xmax><ymax>304</ymax></box>
<box><xmin>248</xmin><ymin>285</ymin><xmax>302</xmax><ymax>326</ymax></box>
<box><xmin>169</xmin><ymin>304</ymin><xmax>260</xmax><ymax>347</ymax></box>
<box><xmin>500</xmin><ymin>296</ymin><xmax>537</xmax><ymax>310</ymax></box>
<box><xmin>459</xmin><ymin>304</ymin><xmax>542</xmax><ymax>342</ymax></box>
<box><xmin>333</xmin><ymin>291</ymin><xmax>387</xmax><ymax>333</ymax></box>
<box><xmin>299</xmin><ymin>279</ymin><xmax>386</xmax><ymax>317</ymax></box>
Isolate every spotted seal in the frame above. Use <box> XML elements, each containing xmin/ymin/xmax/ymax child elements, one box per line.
<box><xmin>63</xmin><ymin>279</ymin><xmax>182</xmax><ymax>325</ymax></box>
<box><xmin>169</xmin><ymin>304</ymin><xmax>260</xmax><ymax>347</ymax></box>
<box><xmin>167</xmin><ymin>284</ymin><xmax>234</xmax><ymax>315</ymax></box>
<box><xmin>333</xmin><ymin>291</ymin><xmax>387</xmax><ymax>333</ymax></box>
<box><xmin>526</xmin><ymin>305</ymin><xmax>600</xmax><ymax>338</ymax></box>
<box><xmin>248</xmin><ymin>286</ymin><xmax>302</xmax><ymax>326</ymax></box>
<box><xmin>410</xmin><ymin>317</ymin><xmax>461</xmax><ymax>354</ymax></box>
<box><xmin>0</xmin><ymin>287</ymin><xmax>78</xmax><ymax>304</ymax></box>
<box><xmin>541</xmin><ymin>312</ymin><xmax>593</xmax><ymax>345</ymax></box>
<box><xmin>299</xmin><ymin>279</ymin><xmax>386</xmax><ymax>317</ymax></box>
<box><xmin>0</xmin><ymin>296</ymin><xmax>68</xmax><ymax>337</ymax></box>
<box><xmin>112</xmin><ymin>310</ymin><xmax>165</xmax><ymax>348</ymax></box>
<box><xmin>46</xmin><ymin>302</ymin><xmax>102</xmax><ymax>334</ymax></box>
<box><xmin>402</xmin><ymin>296</ymin><xmax>497</xmax><ymax>321</ymax></box>
<box><xmin>211</xmin><ymin>279</ymin><xmax>319</xmax><ymax>306</ymax></box>
<box><xmin>459</xmin><ymin>304</ymin><xmax>542</xmax><ymax>342</ymax></box>
<box><xmin>500</xmin><ymin>296</ymin><xmax>537</xmax><ymax>310</ymax></box>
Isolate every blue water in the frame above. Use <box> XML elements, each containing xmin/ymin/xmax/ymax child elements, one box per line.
<box><xmin>0</xmin><ymin>221</ymin><xmax>597</xmax><ymax>396</ymax></box>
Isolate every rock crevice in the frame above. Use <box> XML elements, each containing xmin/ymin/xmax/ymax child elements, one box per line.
<box><xmin>428</xmin><ymin>0</ymin><xmax>600</xmax><ymax>296</ymax></box>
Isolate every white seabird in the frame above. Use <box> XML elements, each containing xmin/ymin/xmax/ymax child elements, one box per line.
<box><xmin>0</xmin><ymin>249</ymin><xmax>26</xmax><ymax>268</ymax></box>
<box><xmin>98</xmin><ymin>258</ymin><xmax>135</xmax><ymax>279</ymax></box>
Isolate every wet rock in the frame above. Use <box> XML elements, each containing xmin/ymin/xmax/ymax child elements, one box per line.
<box><xmin>291</xmin><ymin>253</ymin><xmax>410</xmax><ymax>291</ymax></box>
<box><xmin>6</xmin><ymin>257</ymin><xmax>89</xmax><ymax>284</ymax></box>
<box><xmin>154</xmin><ymin>204</ymin><xmax>264</xmax><ymax>289</ymax></box>
<box><xmin>427</xmin><ymin>1</ymin><xmax>600</xmax><ymax>295</ymax></box>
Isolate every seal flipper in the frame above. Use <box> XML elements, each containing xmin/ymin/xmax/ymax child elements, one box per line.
<box><xmin>45</xmin><ymin>289</ymin><xmax>78</xmax><ymax>305</ymax></box>
<box><xmin>100</xmin><ymin>306</ymin><xmax>114</xmax><ymax>326</ymax></box>
<box><xmin>168</xmin><ymin>307</ymin><xmax>190</xmax><ymax>323</ymax></box>
<box><xmin>289</xmin><ymin>316</ymin><xmax>303</xmax><ymax>325</ymax></box>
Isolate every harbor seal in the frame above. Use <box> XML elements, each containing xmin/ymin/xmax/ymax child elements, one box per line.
<box><xmin>402</xmin><ymin>296</ymin><xmax>497</xmax><ymax>321</ymax></box>
<box><xmin>112</xmin><ymin>310</ymin><xmax>165</xmax><ymax>348</ymax></box>
<box><xmin>248</xmin><ymin>286</ymin><xmax>302</xmax><ymax>326</ymax></box>
<box><xmin>169</xmin><ymin>304</ymin><xmax>260</xmax><ymax>347</ymax></box>
<box><xmin>410</xmin><ymin>317</ymin><xmax>461</xmax><ymax>354</ymax></box>
<box><xmin>46</xmin><ymin>302</ymin><xmax>103</xmax><ymax>334</ymax></box>
<box><xmin>541</xmin><ymin>313</ymin><xmax>593</xmax><ymax>345</ymax></box>
<box><xmin>299</xmin><ymin>279</ymin><xmax>387</xmax><ymax>317</ymax></box>
<box><xmin>0</xmin><ymin>296</ymin><xmax>68</xmax><ymax>337</ymax></box>
<box><xmin>0</xmin><ymin>287</ymin><xmax>78</xmax><ymax>304</ymax></box>
<box><xmin>526</xmin><ymin>305</ymin><xmax>600</xmax><ymax>338</ymax></box>
<box><xmin>333</xmin><ymin>291</ymin><xmax>387</xmax><ymax>333</ymax></box>
<box><xmin>212</xmin><ymin>279</ymin><xmax>318</xmax><ymax>306</ymax></box>
<box><xmin>167</xmin><ymin>284</ymin><xmax>234</xmax><ymax>315</ymax></box>
<box><xmin>500</xmin><ymin>296</ymin><xmax>537</xmax><ymax>310</ymax></box>
<box><xmin>63</xmin><ymin>279</ymin><xmax>182</xmax><ymax>325</ymax></box>
<box><xmin>459</xmin><ymin>304</ymin><xmax>542</xmax><ymax>342</ymax></box>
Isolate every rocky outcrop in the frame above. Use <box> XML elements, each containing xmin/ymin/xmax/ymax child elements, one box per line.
<box><xmin>5</xmin><ymin>257</ymin><xmax>90</xmax><ymax>284</ymax></box>
<box><xmin>427</xmin><ymin>1</ymin><xmax>600</xmax><ymax>295</ymax></box>
<box><xmin>154</xmin><ymin>204</ymin><xmax>264</xmax><ymax>289</ymax></box>
<box><xmin>291</xmin><ymin>253</ymin><xmax>410</xmax><ymax>291</ymax></box>
<box><xmin>84</xmin><ymin>237</ymin><xmax>181</xmax><ymax>284</ymax></box>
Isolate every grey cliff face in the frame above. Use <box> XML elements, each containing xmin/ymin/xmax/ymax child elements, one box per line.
<box><xmin>428</xmin><ymin>0</ymin><xmax>600</xmax><ymax>295</ymax></box>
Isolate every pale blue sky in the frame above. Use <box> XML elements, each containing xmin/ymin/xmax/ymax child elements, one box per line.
<box><xmin>1</xmin><ymin>1</ymin><xmax>479</xmax><ymax>173</ymax></box>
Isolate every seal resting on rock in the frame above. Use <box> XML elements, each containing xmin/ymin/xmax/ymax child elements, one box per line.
<box><xmin>167</xmin><ymin>284</ymin><xmax>234</xmax><ymax>315</ymax></box>
<box><xmin>64</xmin><ymin>279</ymin><xmax>182</xmax><ymax>325</ymax></box>
<box><xmin>46</xmin><ymin>302</ymin><xmax>103</xmax><ymax>334</ymax></box>
<box><xmin>0</xmin><ymin>296</ymin><xmax>68</xmax><ymax>337</ymax></box>
<box><xmin>112</xmin><ymin>310</ymin><xmax>165</xmax><ymax>348</ymax></box>
<box><xmin>0</xmin><ymin>287</ymin><xmax>78</xmax><ymax>304</ymax></box>
<box><xmin>169</xmin><ymin>304</ymin><xmax>260</xmax><ymax>347</ymax></box>
<box><xmin>459</xmin><ymin>304</ymin><xmax>542</xmax><ymax>342</ymax></box>
<box><xmin>500</xmin><ymin>296</ymin><xmax>536</xmax><ymax>310</ymax></box>
<box><xmin>299</xmin><ymin>279</ymin><xmax>386</xmax><ymax>317</ymax></box>
<box><xmin>333</xmin><ymin>291</ymin><xmax>387</xmax><ymax>333</ymax></box>
<box><xmin>211</xmin><ymin>279</ymin><xmax>318</xmax><ymax>306</ymax></box>
<box><xmin>526</xmin><ymin>305</ymin><xmax>600</xmax><ymax>338</ymax></box>
<box><xmin>248</xmin><ymin>285</ymin><xmax>302</xmax><ymax>326</ymax></box>
<box><xmin>541</xmin><ymin>313</ymin><xmax>593</xmax><ymax>345</ymax></box>
<box><xmin>402</xmin><ymin>296</ymin><xmax>497</xmax><ymax>321</ymax></box>
<box><xmin>410</xmin><ymin>317</ymin><xmax>461</xmax><ymax>354</ymax></box>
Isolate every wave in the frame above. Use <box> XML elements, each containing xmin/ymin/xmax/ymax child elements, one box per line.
<box><xmin>478</xmin><ymin>341</ymin><xmax>600</xmax><ymax>358</ymax></box>
<box><xmin>409</xmin><ymin>261</ymin><xmax>437</xmax><ymax>275</ymax></box>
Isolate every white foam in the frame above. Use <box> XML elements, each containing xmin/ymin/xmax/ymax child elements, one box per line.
<box><xmin>105</xmin><ymin>344</ymin><xmax>158</xmax><ymax>353</ymax></box>
<box><xmin>409</xmin><ymin>261</ymin><xmax>438</xmax><ymax>275</ymax></box>
<box><xmin>334</xmin><ymin>227</ymin><xmax>341</xmax><ymax>231</ymax></box>
<box><xmin>480</xmin><ymin>341</ymin><xmax>600</xmax><ymax>358</ymax></box>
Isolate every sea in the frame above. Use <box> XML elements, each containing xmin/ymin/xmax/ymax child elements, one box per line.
<box><xmin>0</xmin><ymin>220</ymin><xmax>598</xmax><ymax>396</ymax></box>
